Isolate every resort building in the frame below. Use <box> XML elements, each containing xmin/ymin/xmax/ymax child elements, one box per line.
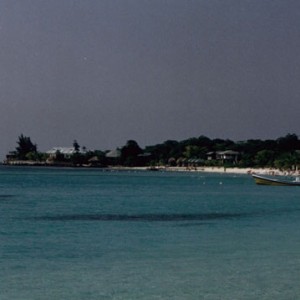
<box><xmin>105</xmin><ymin>149</ymin><xmax>121</xmax><ymax>158</ymax></box>
<box><xmin>105</xmin><ymin>148</ymin><xmax>122</xmax><ymax>165</ymax></box>
<box><xmin>46</xmin><ymin>147</ymin><xmax>87</xmax><ymax>160</ymax></box>
<box><xmin>207</xmin><ymin>150</ymin><xmax>240</xmax><ymax>164</ymax></box>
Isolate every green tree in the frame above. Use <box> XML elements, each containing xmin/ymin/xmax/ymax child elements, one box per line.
<box><xmin>183</xmin><ymin>145</ymin><xmax>200</xmax><ymax>159</ymax></box>
<box><xmin>25</xmin><ymin>151</ymin><xmax>45</xmax><ymax>161</ymax></box>
<box><xmin>276</xmin><ymin>134</ymin><xmax>299</xmax><ymax>152</ymax></box>
<box><xmin>71</xmin><ymin>152</ymin><xmax>85</xmax><ymax>166</ymax></box>
<box><xmin>54</xmin><ymin>150</ymin><xmax>66</xmax><ymax>162</ymax></box>
<box><xmin>15</xmin><ymin>134</ymin><xmax>37</xmax><ymax>160</ymax></box>
<box><xmin>73</xmin><ymin>140</ymin><xmax>80</xmax><ymax>152</ymax></box>
<box><xmin>121</xmin><ymin>140</ymin><xmax>143</xmax><ymax>166</ymax></box>
<box><xmin>254</xmin><ymin>150</ymin><xmax>275</xmax><ymax>167</ymax></box>
<box><xmin>274</xmin><ymin>152</ymin><xmax>300</xmax><ymax>171</ymax></box>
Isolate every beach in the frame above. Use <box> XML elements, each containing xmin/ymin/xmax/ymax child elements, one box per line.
<box><xmin>3</xmin><ymin>160</ymin><xmax>298</xmax><ymax>177</ymax></box>
<box><xmin>145</xmin><ymin>166</ymin><xmax>298</xmax><ymax>176</ymax></box>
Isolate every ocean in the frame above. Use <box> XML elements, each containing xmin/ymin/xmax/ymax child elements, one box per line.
<box><xmin>1</xmin><ymin>166</ymin><xmax>300</xmax><ymax>299</ymax></box>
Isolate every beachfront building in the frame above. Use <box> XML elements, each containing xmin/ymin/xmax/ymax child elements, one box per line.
<box><xmin>207</xmin><ymin>150</ymin><xmax>240</xmax><ymax>164</ymax></box>
<box><xmin>105</xmin><ymin>148</ymin><xmax>122</xmax><ymax>165</ymax></box>
<box><xmin>46</xmin><ymin>147</ymin><xmax>86</xmax><ymax>160</ymax></box>
<box><xmin>5</xmin><ymin>151</ymin><xmax>18</xmax><ymax>161</ymax></box>
<box><xmin>206</xmin><ymin>152</ymin><xmax>216</xmax><ymax>161</ymax></box>
<box><xmin>217</xmin><ymin>150</ymin><xmax>240</xmax><ymax>163</ymax></box>
<box><xmin>105</xmin><ymin>149</ymin><xmax>121</xmax><ymax>158</ymax></box>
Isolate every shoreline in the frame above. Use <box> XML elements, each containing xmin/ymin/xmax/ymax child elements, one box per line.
<box><xmin>2</xmin><ymin>161</ymin><xmax>298</xmax><ymax>176</ymax></box>
<box><xmin>160</xmin><ymin>166</ymin><xmax>296</xmax><ymax>176</ymax></box>
<box><xmin>111</xmin><ymin>166</ymin><xmax>300</xmax><ymax>176</ymax></box>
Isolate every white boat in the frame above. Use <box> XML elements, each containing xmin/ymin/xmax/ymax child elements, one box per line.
<box><xmin>252</xmin><ymin>174</ymin><xmax>300</xmax><ymax>186</ymax></box>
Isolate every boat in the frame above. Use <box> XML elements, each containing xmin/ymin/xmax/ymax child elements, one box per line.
<box><xmin>252</xmin><ymin>174</ymin><xmax>300</xmax><ymax>186</ymax></box>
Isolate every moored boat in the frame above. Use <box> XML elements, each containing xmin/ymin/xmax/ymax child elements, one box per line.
<box><xmin>252</xmin><ymin>174</ymin><xmax>300</xmax><ymax>186</ymax></box>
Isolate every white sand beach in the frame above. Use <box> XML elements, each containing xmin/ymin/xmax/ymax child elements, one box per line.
<box><xmin>164</xmin><ymin>166</ymin><xmax>298</xmax><ymax>176</ymax></box>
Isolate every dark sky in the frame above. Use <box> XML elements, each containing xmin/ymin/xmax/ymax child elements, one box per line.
<box><xmin>1</xmin><ymin>0</ymin><xmax>300</xmax><ymax>158</ymax></box>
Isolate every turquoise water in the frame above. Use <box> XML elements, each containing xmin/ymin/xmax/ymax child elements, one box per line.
<box><xmin>1</xmin><ymin>166</ymin><xmax>300</xmax><ymax>299</ymax></box>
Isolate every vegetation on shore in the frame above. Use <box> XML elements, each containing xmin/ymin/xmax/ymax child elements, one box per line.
<box><xmin>4</xmin><ymin>133</ymin><xmax>300</xmax><ymax>171</ymax></box>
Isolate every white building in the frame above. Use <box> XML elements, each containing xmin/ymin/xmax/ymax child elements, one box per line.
<box><xmin>207</xmin><ymin>150</ymin><xmax>240</xmax><ymax>163</ymax></box>
<box><xmin>46</xmin><ymin>147</ymin><xmax>86</xmax><ymax>159</ymax></box>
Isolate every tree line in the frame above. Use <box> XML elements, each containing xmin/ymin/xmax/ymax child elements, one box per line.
<box><xmin>5</xmin><ymin>133</ymin><xmax>300</xmax><ymax>170</ymax></box>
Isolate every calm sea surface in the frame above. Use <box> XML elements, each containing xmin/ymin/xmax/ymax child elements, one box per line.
<box><xmin>1</xmin><ymin>166</ymin><xmax>300</xmax><ymax>299</ymax></box>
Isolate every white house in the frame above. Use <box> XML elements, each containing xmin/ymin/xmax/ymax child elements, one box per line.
<box><xmin>46</xmin><ymin>147</ymin><xmax>86</xmax><ymax>159</ymax></box>
<box><xmin>206</xmin><ymin>150</ymin><xmax>240</xmax><ymax>163</ymax></box>
<box><xmin>105</xmin><ymin>149</ymin><xmax>121</xmax><ymax>158</ymax></box>
<box><xmin>216</xmin><ymin>150</ymin><xmax>240</xmax><ymax>163</ymax></box>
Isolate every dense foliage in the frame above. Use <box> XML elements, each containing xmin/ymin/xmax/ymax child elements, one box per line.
<box><xmin>6</xmin><ymin>133</ymin><xmax>300</xmax><ymax>170</ymax></box>
<box><xmin>143</xmin><ymin>134</ymin><xmax>300</xmax><ymax>169</ymax></box>
<box><xmin>15</xmin><ymin>134</ymin><xmax>38</xmax><ymax>160</ymax></box>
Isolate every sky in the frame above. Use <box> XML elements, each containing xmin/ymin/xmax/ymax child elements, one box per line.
<box><xmin>1</xmin><ymin>0</ymin><xmax>300</xmax><ymax>159</ymax></box>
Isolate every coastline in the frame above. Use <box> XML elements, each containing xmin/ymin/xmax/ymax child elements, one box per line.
<box><xmin>161</xmin><ymin>166</ymin><xmax>295</xmax><ymax>176</ymax></box>
<box><xmin>2</xmin><ymin>161</ymin><xmax>297</xmax><ymax>176</ymax></box>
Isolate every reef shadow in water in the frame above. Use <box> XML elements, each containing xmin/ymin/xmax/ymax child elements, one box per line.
<box><xmin>175</xmin><ymin>222</ymin><xmax>212</xmax><ymax>227</ymax></box>
<box><xmin>34</xmin><ymin>212</ymin><xmax>246</xmax><ymax>222</ymax></box>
